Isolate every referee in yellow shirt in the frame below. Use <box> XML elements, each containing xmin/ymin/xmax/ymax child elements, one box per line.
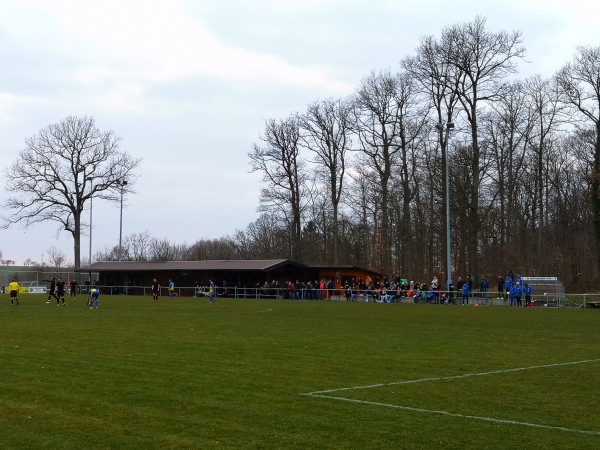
<box><xmin>8</xmin><ymin>278</ymin><xmax>20</xmax><ymax>306</ymax></box>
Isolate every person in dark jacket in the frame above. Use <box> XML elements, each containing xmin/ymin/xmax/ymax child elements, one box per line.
<box><xmin>43</xmin><ymin>276</ymin><xmax>57</xmax><ymax>304</ymax></box>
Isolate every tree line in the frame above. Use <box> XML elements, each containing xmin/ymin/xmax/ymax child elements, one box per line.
<box><xmin>4</xmin><ymin>17</ymin><xmax>599</xmax><ymax>290</ymax></box>
<box><xmin>97</xmin><ymin>17</ymin><xmax>599</xmax><ymax>289</ymax></box>
<box><xmin>244</xmin><ymin>16</ymin><xmax>600</xmax><ymax>289</ymax></box>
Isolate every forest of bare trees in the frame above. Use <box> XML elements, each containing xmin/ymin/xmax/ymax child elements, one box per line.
<box><xmin>97</xmin><ymin>17</ymin><xmax>599</xmax><ymax>290</ymax></box>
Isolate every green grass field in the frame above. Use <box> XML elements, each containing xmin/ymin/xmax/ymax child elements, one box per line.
<box><xmin>2</xmin><ymin>295</ymin><xmax>600</xmax><ymax>449</ymax></box>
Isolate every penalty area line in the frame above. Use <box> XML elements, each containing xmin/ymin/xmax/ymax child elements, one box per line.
<box><xmin>301</xmin><ymin>393</ymin><xmax>600</xmax><ymax>436</ymax></box>
<box><xmin>304</xmin><ymin>358</ymin><xmax>600</xmax><ymax>395</ymax></box>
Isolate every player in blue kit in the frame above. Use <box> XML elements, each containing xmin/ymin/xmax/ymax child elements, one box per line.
<box><xmin>88</xmin><ymin>287</ymin><xmax>100</xmax><ymax>309</ymax></box>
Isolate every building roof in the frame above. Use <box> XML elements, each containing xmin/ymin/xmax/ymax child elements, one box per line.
<box><xmin>81</xmin><ymin>259</ymin><xmax>307</xmax><ymax>272</ymax></box>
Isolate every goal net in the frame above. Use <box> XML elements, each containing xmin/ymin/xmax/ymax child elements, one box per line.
<box><xmin>521</xmin><ymin>276</ymin><xmax>565</xmax><ymax>307</ymax></box>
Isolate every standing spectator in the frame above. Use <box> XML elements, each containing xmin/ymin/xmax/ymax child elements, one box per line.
<box><xmin>479</xmin><ymin>275</ymin><xmax>489</xmax><ymax>298</ymax></box>
<box><xmin>456</xmin><ymin>277</ymin><xmax>464</xmax><ymax>297</ymax></box>
<box><xmin>168</xmin><ymin>278</ymin><xmax>176</xmax><ymax>299</ymax></box>
<box><xmin>524</xmin><ymin>283</ymin><xmax>533</xmax><ymax>307</ymax></box>
<box><xmin>431</xmin><ymin>276</ymin><xmax>439</xmax><ymax>302</ymax></box>
<box><xmin>497</xmin><ymin>275</ymin><xmax>504</xmax><ymax>299</ymax></box>
<box><xmin>286</xmin><ymin>281</ymin><xmax>295</xmax><ymax>299</ymax></box>
<box><xmin>56</xmin><ymin>276</ymin><xmax>66</xmax><ymax>305</ymax></box>
<box><xmin>44</xmin><ymin>276</ymin><xmax>57</xmax><ymax>304</ymax></box>
<box><xmin>504</xmin><ymin>275</ymin><xmax>513</xmax><ymax>302</ymax></box>
<box><xmin>350</xmin><ymin>278</ymin><xmax>357</xmax><ymax>301</ymax></box>
<box><xmin>446</xmin><ymin>279</ymin><xmax>454</xmax><ymax>304</ymax></box>
<box><xmin>8</xmin><ymin>278</ymin><xmax>19</xmax><ymax>306</ymax></box>
<box><xmin>151</xmin><ymin>279</ymin><xmax>160</xmax><ymax>302</ymax></box>
<box><xmin>462</xmin><ymin>279</ymin><xmax>471</xmax><ymax>305</ymax></box>
<box><xmin>344</xmin><ymin>281</ymin><xmax>351</xmax><ymax>301</ymax></box>
<box><xmin>508</xmin><ymin>269</ymin><xmax>515</xmax><ymax>282</ymax></box>
<box><xmin>69</xmin><ymin>279</ymin><xmax>78</xmax><ymax>299</ymax></box>
<box><xmin>509</xmin><ymin>283</ymin><xmax>517</xmax><ymax>306</ymax></box>
<box><xmin>515</xmin><ymin>282</ymin><xmax>523</xmax><ymax>307</ymax></box>
<box><xmin>84</xmin><ymin>279</ymin><xmax>91</xmax><ymax>294</ymax></box>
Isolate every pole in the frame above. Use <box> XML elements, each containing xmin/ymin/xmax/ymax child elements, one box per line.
<box><xmin>437</xmin><ymin>122</ymin><xmax>453</xmax><ymax>292</ymax></box>
<box><xmin>119</xmin><ymin>186</ymin><xmax>123</xmax><ymax>261</ymax></box>
<box><xmin>87</xmin><ymin>178</ymin><xmax>93</xmax><ymax>282</ymax></box>
<box><xmin>445</xmin><ymin>126</ymin><xmax>451</xmax><ymax>291</ymax></box>
<box><xmin>118</xmin><ymin>180</ymin><xmax>127</xmax><ymax>261</ymax></box>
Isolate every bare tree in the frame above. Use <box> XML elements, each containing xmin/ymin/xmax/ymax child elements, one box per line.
<box><xmin>555</xmin><ymin>45</ymin><xmax>600</xmax><ymax>263</ymax></box>
<box><xmin>185</xmin><ymin>238</ymin><xmax>237</xmax><ymax>260</ymax></box>
<box><xmin>524</xmin><ymin>75</ymin><xmax>564</xmax><ymax>264</ymax></box>
<box><xmin>47</xmin><ymin>246</ymin><xmax>66</xmax><ymax>274</ymax></box>
<box><xmin>352</xmin><ymin>69</ymin><xmax>427</xmax><ymax>274</ymax></box>
<box><xmin>231</xmin><ymin>213</ymin><xmax>288</xmax><ymax>260</ymax></box>
<box><xmin>298</xmin><ymin>97</ymin><xmax>353</xmax><ymax>264</ymax></box>
<box><xmin>404</xmin><ymin>36</ymin><xmax>461</xmax><ymax>283</ymax></box>
<box><xmin>125</xmin><ymin>231</ymin><xmax>153</xmax><ymax>261</ymax></box>
<box><xmin>442</xmin><ymin>16</ymin><xmax>526</xmax><ymax>278</ymax></box>
<box><xmin>2</xmin><ymin>116</ymin><xmax>142</xmax><ymax>268</ymax></box>
<box><xmin>249</xmin><ymin>117</ymin><xmax>306</xmax><ymax>261</ymax></box>
<box><xmin>149</xmin><ymin>238</ymin><xmax>187</xmax><ymax>261</ymax></box>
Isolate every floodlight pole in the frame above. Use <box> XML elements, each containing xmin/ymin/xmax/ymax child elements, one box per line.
<box><xmin>437</xmin><ymin>122</ymin><xmax>454</xmax><ymax>291</ymax></box>
<box><xmin>118</xmin><ymin>179</ymin><xmax>128</xmax><ymax>261</ymax></box>
<box><xmin>86</xmin><ymin>176</ymin><xmax>93</xmax><ymax>282</ymax></box>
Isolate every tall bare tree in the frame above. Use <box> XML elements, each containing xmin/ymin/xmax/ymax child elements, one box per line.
<box><xmin>249</xmin><ymin>117</ymin><xmax>306</xmax><ymax>261</ymax></box>
<box><xmin>298</xmin><ymin>97</ymin><xmax>353</xmax><ymax>264</ymax></box>
<box><xmin>525</xmin><ymin>75</ymin><xmax>563</xmax><ymax>265</ymax></box>
<box><xmin>352</xmin><ymin>70</ymin><xmax>409</xmax><ymax>273</ymax></box>
<box><xmin>404</xmin><ymin>36</ymin><xmax>461</xmax><ymax>284</ymax></box>
<box><xmin>47</xmin><ymin>246</ymin><xmax>67</xmax><ymax>274</ymax></box>
<box><xmin>442</xmin><ymin>16</ymin><xmax>526</xmax><ymax>278</ymax></box>
<box><xmin>555</xmin><ymin>45</ymin><xmax>600</xmax><ymax>264</ymax></box>
<box><xmin>3</xmin><ymin>116</ymin><xmax>142</xmax><ymax>268</ymax></box>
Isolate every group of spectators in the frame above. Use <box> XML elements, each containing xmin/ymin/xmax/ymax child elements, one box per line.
<box><xmin>498</xmin><ymin>272</ymin><xmax>534</xmax><ymax>307</ymax></box>
<box><xmin>281</xmin><ymin>279</ymin><xmax>333</xmax><ymax>300</ymax></box>
<box><xmin>450</xmin><ymin>271</ymin><xmax>534</xmax><ymax>306</ymax></box>
<box><xmin>340</xmin><ymin>276</ymin><xmax>446</xmax><ymax>303</ymax></box>
<box><xmin>187</xmin><ymin>271</ymin><xmax>534</xmax><ymax>306</ymax></box>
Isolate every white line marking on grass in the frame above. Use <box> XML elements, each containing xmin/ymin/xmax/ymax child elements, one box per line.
<box><xmin>301</xmin><ymin>359</ymin><xmax>600</xmax><ymax>436</ymax></box>
<box><xmin>304</xmin><ymin>358</ymin><xmax>600</xmax><ymax>395</ymax></box>
<box><xmin>303</xmin><ymin>393</ymin><xmax>600</xmax><ymax>436</ymax></box>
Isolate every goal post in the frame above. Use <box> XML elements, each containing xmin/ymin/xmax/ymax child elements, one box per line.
<box><xmin>521</xmin><ymin>276</ymin><xmax>565</xmax><ymax>307</ymax></box>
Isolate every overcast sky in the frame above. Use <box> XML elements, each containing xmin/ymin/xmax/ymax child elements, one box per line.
<box><xmin>0</xmin><ymin>0</ymin><xmax>598</xmax><ymax>266</ymax></box>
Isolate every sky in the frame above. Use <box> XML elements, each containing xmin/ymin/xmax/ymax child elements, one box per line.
<box><xmin>0</xmin><ymin>0</ymin><xmax>598</xmax><ymax>266</ymax></box>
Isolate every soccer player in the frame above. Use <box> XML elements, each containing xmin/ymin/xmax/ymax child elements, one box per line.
<box><xmin>88</xmin><ymin>287</ymin><xmax>100</xmax><ymax>309</ymax></box>
<box><xmin>168</xmin><ymin>278</ymin><xmax>175</xmax><ymax>299</ymax></box>
<box><xmin>43</xmin><ymin>276</ymin><xmax>57</xmax><ymax>304</ymax></box>
<box><xmin>209</xmin><ymin>279</ymin><xmax>215</xmax><ymax>303</ymax></box>
<box><xmin>8</xmin><ymin>278</ymin><xmax>20</xmax><ymax>306</ymax></box>
<box><xmin>152</xmin><ymin>279</ymin><xmax>160</xmax><ymax>302</ymax></box>
<box><xmin>56</xmin><ymin>276</ymin><xmax>66</xmax><ymax>305</ymax></box>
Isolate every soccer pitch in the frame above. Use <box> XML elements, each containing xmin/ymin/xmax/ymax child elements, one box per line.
<box><xmin>2</xmin><ymin>296</ymin><xmax>600</xmax><ymax>449</ymax></box>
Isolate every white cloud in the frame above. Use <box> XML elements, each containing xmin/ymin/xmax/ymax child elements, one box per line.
<box><xmin>29</xmin><ymin>0</ymin><xmax>352</xmax><ymax>98</ymax></box>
